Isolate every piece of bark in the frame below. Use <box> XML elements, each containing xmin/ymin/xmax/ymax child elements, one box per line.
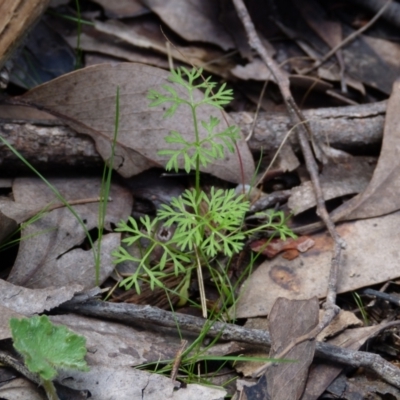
<box><xmin>0</xmin><ymin>121</ymin><xmax>104</xmax><ymax>173</ymax></box>
<box><xmin>0</xmin><ymin>0</ymin><xmax>51</xmax><ymax>70</ymax></box>
<box><xmin>0</xmin><ymin>101</ymin><xmax>386</xmax><ymax>173</ymax></box>
<box><xmin>231</xmin><ymin>100</ymin><xmax>386</xmax><ymax>154</ymax></box>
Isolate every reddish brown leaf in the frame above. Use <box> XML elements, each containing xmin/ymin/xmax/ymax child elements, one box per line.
<box><xmin>250</xmin><ymin>236</ymin><xmax>315</xmax><ymax>258</ymax></box>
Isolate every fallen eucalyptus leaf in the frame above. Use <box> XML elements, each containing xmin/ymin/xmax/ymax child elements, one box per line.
<box><xmin>17</xmin><ymin>63</ymin><xmax>254</xmax><ymax>183</ymax></box>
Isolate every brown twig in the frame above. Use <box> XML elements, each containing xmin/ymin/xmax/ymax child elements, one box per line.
<box><xmin>232</xmin><ymin>0</ymin><xmax>343</xmax><ymax>324</ymax></box>
<box><xmin>0</xmin><ymin>351</ymin><xmax>41</xmax><ymax>385</ymax></box>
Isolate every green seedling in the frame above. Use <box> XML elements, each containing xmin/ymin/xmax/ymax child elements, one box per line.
<box><xmin>10</xmin><ymin>315</ymin><xmax>89</xmax><ymax>400</ymax></box>
<box><xmin>113</xmin><ymin>66</ymin><xmax>295</xmax><ymax>317</ymax></box>
<box><xmin>352</xmin><ymin>291</ymin><xmax>369</xmax><ymax>325</ymax></box>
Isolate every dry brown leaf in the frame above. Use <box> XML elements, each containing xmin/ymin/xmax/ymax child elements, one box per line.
<box><xmin>142</xmin><ymin>0</ymin><xmax>234</xmax><ymax>50</ymax></box>
<box><xmin>235</xmin><ymin>210</ymin><xmax>400</xmax><ymax>318</ymax></box>
<box><xmin>18</xmin><ymin>63</ymin><xmax>254</xmax><ymax>183</ymax></box>
<box><xmin>65</xmin><ymin>32</ymin><xmax>171</xmax><ymax>70</ymax></box>
<box><xmin>297</xmin><ymin>0</ymin><xmax>342</xmax><ymax>51</ymax></box>
<box><xmin>250</xmin><ymin>236</ymin><xmax>315</xmax><ymax>259</ymax></box>
<box><xmin>231</xmin><ymin>58</ymin><xmax>277</xmax><ymax>81</ymax></box>
<box><xmin>332</xmin><ymin>80</ymin><xmax>400</xmax><ymax>221</ymax></box>
<box><xmin>90</xmin><ymin>0</ymin><xmax>149</xmax><ymax>18</ymax></box>
<box><xmin>266</xmin><ymin>297</ymin><xmax>318</xmax><ymax>400</ymax></box>
<box><xmin>303</xmin><ymin>324</ymin><xmax>389</xmax><ymax>400</ymax></box>
<box><xmin>365</xmin><ymin>35</ymin><xmax>400</xmax><ymax>71</ymax></box>
<box><xmin>340</xmin><ymin>25</ymin><xmax>398</xmax><ymax>95</ymax></box>
<box><xmin>92</xmin><ymin>19</ymin><xmax>235</xmax><ymax>78</ymax></box>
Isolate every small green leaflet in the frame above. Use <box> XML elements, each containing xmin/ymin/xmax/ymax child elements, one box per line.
<box><xmin>10</xmin><ymin>315</ymin><xmax>89</xmax><ymax>381</ymax></box>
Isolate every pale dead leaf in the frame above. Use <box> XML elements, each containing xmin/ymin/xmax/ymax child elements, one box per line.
<box><xmin>19</xmin><ymin>63</ymin><xmax>254</xmax><ymax>183</ymax></box>
<box><xmin>297</xmin><ymin>0</ymin><xmax>342</xmax><ymax>50</ymax></box>
<box><xmin>231</xmin><ymin>58</ymin><xmax>278</xmax><ymax>82</ymax></box>
<box><xmin>235</xmin><ymin>210</ymin><xmax>400</xmax><ymax>318</ymax></box>
<box><xmin>289</xmin><ymin>156</ymin><xmax>375</xmax><ymax>215</ymax></box>
<box><xmin>316</xmin><ymin>310</ymin><xmax>363</xmax><ymax>341</ymax></box>
<box><xmin>331</xmin><ymin>80</ymin><xmax>400</xmax><ymax>221</ymax></box>
<box><xmin>6</xmin><ymin>177</ymin><xmax>132</xmax><ymax>289</ymax></box>
<box><xmin>364</xmin><ymin>35</ymin><xmax>400</xmax><ymax>71</ymax></box>
<box><xmin>0</xmin><ymin>304</ymin><xmax>23</xmax><ymax>340</ymax></box>
<box><xmin>340</xmin><ymin>25</ymin><xmax>398</xmax><ymax>95</ymax></box>
<box><xmin>8</xmin><ymin>233</ymin><xmax>119</xmax><ymax>289</ymax></box>
<box><xmin>0</xmin><ymin>379</ymin><xmax>44</xmax><ymax>400</ymax></box>
<box><xmin>57</xmin><ymin>365</ymin><xmax>226</xmax><ymax>400</ymax></box>
<box><xmin>49</xmin><ymin>314</ymin><xmax>187</xmax><ymax>367</ymax></box>
<box><xmin>0</xmin><ymin>279</ymin><xmax>83</xmax><ymax>317</ymax></box>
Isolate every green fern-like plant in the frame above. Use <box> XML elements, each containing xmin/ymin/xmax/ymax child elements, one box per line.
<box><xmin>113</xmin><ymin>67</ymin><xmax>295</xmax><ymax>315</ymax></box>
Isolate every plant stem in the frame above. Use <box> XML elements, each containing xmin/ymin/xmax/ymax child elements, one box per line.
<box><xmin>190</xmin><ymin>101</ymin><xmax>201</xmax><ymax>199</ymax></box>
<box><xmin>194</xmin><ymin>245</ymin><xmax>207</xmax><ymax>318</ymax></box>
<box><xmin>42</xmin><ymin>379</ymin><xmax>60</xmax><ymax>400</ymax></box>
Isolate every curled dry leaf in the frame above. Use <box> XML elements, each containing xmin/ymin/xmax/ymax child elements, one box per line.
<box><xmin>0</xmin><ymin>279</ymin><xmax>83</xmax><ymax>318</ymax></box>
<box><xmin>18</xmin><ymin>63</ymin><xmax>254</xmax><ymax>183</ymax></box>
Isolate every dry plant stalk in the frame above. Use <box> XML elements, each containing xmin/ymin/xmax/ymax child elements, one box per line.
<box><xmin>232</xmin><ymin>0</ymin><xmax>343</xmax><ymax>364</ymax></box>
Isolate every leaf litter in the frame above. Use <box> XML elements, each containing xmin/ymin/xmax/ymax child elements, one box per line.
<box><xmin>4</xmin><ymin>177</ymin><xmax>132</xmax><ymax>289</ymax></box>
<box><xmin>4</xmin><ymin>0</ymin><xmax>400</xmax><ymax>399</ymax></box>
